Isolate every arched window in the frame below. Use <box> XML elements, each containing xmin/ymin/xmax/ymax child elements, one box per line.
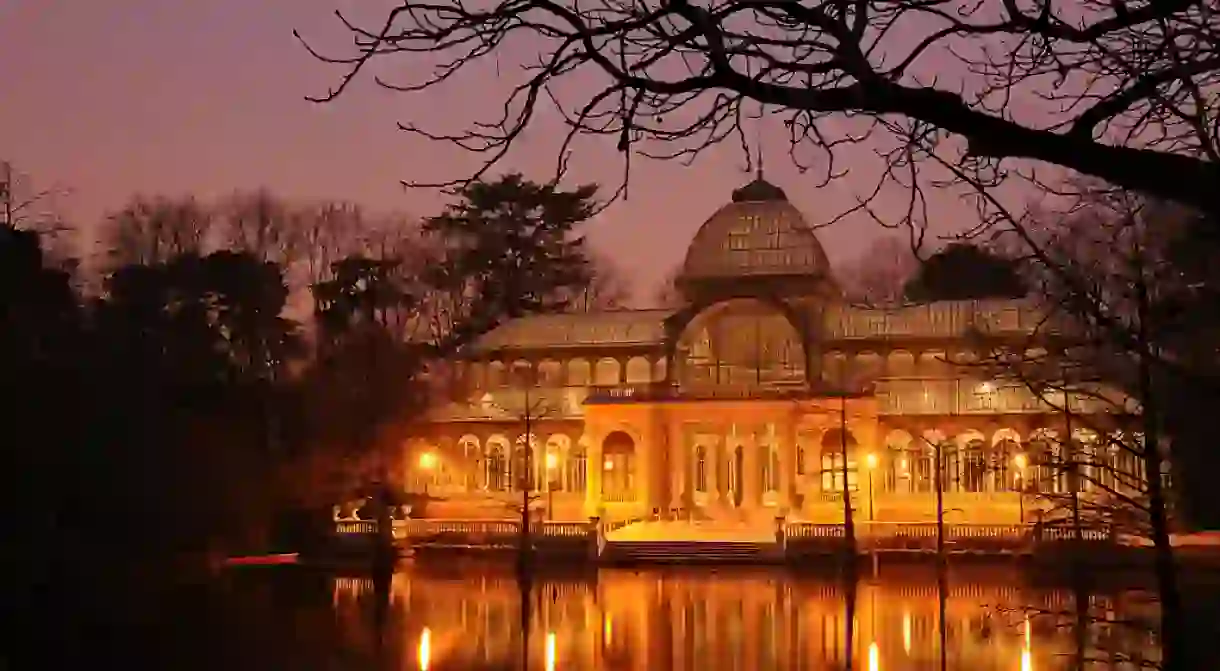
<box><xmin>485</xmin><ymin>442</ymin><xmax>508</xmax><ymax>492</ymax></box>
<box><xmin>567</xmin><ymin>444</ymin><xmax>587</xmax><ymax>493</ymax></box>
<box><xmin>516</xmin><ymin>435</ymin><xmax>540</xmax><ymax>490</ymax></box>
<box><xmin>1027</xmin><ymin>433</ymin><xmax>1055</xmax><ymax>495</ymax></box>
<box><xmin>993</xmin><ymin>438</ymin><xmax>1019</xmax><ymax>492</ymax></box>
<box><xmin>459</xmin><ymin>436</ymin><xmax>480</xmax><ymax>490</ymax></box>
<box><xmin>941</xmin><ymin>443</ymin><xmax>961</xmax><ymax>493</ymax></box>
<box><xmin>694</xmin><ymin>445</ymin><xmax>708</xmax><ymax>493</ymax></box>
<box><xmin>963</xmin><ymin>438</ymin><xmax>987</xmax><ymax>492</ymax></box>
<box><xmin>602</xmin><ymin>431</ymin><xmax>637</xmax><ymax>502</ymax></box>
<box><xmin>543</xmin><ymin>436</ymin><xmax>569</xmax><ymax>492</ymax></box>
<box><xmin>819</xmin><ymin>429</ymin><xmax>858</xmax><ymax>493</ymax></box>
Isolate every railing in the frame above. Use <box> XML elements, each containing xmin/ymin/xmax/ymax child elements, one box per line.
<box><xmin>785</xmin><ymin>523</ymin><xmax>848</xmax><ymax>540</ymax></box>
<box><xmin>1036</xmin><ymin>525</ymin><xmax>1116</xmax><ymax>543</ymax></box>
<box><xmin>334</xmin><ymin>519</ymin><xmax>410</xmax><ymax>539</ymax></box>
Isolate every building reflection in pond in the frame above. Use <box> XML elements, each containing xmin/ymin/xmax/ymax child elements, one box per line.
<box><xmin>330</xmin><ymin>569</ymin><xmax>1159</xmax><ymax>670</ymax></box>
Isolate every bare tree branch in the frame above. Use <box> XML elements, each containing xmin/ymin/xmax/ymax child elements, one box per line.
<box><xmin>299</xmin><ymin>0</ymin><xmax>1220</xmax><ymax>220</ymax></box>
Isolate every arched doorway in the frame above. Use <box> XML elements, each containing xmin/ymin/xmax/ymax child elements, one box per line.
<box><xmin>602</xmin><ymin>431</ymin><xmax>637</xmax><ymax>502</ymax></box>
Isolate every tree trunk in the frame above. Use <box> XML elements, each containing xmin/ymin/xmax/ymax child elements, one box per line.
<box><xmin>1136</xmin><ymin>260</ymin><xmax>1186</xmax><ymax>670</ymax></box>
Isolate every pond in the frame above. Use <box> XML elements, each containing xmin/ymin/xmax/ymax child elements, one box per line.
<box><xmin>198</xmin><ymin>562</ymin><xmax>1220</xmax><ymax>670</ymax></box>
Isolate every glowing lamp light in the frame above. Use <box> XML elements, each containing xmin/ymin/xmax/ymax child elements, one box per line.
<box><xmin>979</xmin><ymin>381</ymin><xmax>994</xmax><ymax>393</ymax></box>
<box><xmin>902</xmin><ymin>610</ymin><xmax>912</xmax><ymax>654</ymax></box>
<box><xmin>1014</xmin><ymin>453</ymin><xmax>1028</xmax><ymax>470</ymax></box>
<box><xmin>865</xmin><ymin>453</ymin><xmax>879</xmax><ymax>469</ymax></box>
<box><xmin>418</xmin><ymin>627</ymin><xmax>431</xmax><ymax>671</ymax></box>
<box><xmin>418</xmin><ymin>452</ymin><xmax>438</xmax><ymax>470</ymax></box>
<box><xmin>603</xmin><ymin>458</ymin><xmax>615</xmax><ymax>471</ymax></box>
<box><xmin>545</xmin><ymin>452</ymin><xmax>559</xmax><ymax>470</ymax></box>
<box><xmin>545</xmin><ymin>631</ymin><xmax>557</xmax><ymax>671</ymax></box>
<box><xmin>868</xmin><ymin>642</ymin><xmax>880</xmax><ymax>671</ymax></box>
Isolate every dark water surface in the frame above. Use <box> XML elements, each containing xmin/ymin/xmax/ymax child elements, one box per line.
<box><xmin>196</xmin><ymin>562</ymin><xmax>1220</xmax><ymax>670</ymax></box>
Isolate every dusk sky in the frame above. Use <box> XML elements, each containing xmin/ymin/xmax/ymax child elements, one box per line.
<box><xmin>1</xmin><ymin>0</ymin><xmax>981</xmax><ymax>300</ymax></box>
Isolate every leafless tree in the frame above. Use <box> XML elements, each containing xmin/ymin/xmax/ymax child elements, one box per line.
<box><xmin>652</xmin><ymin>265</ymin><xmax>684</xmax><ymax>309</ymax></box>
<box><xmin>0</xmin><ymin>162</ymin><xmax>77</xmax><ymax>269</ymax></box>
<box><xmin>101</xmin><ymin>195</ymin><xmax>213</xmax><ymax>267</ymax></box>
<box><xmin>838</xmin><ymin>235</ymin><xmax>921</xmax><ymax>305</ymax></box>
<box><xmin>299</xmin><ymin>0</ymin><xmax>1220</xmax><ymax>226</ymax></box>
<box><xmin>297</xmin><ymin>200</ymin><xmax>370</xmax><ymax>292</ymax></box>
<box><xmin>221</xmin><ymin>189</ymin><xmax>304</xmax><ymax>268</ymax></box>
<box><xmin>956</xmin><ymin>183</ymin><xmax>1206</xmax><ymax>670</ymax></box>
<box><xmin>568</xmin><ymin>252</ymin><xmax>632</xmax><ymax>311</ymax></box>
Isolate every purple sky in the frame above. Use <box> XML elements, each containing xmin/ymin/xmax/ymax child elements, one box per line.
<box><xmin>1</xmin><ymin>0</ymin><xmax>978</xmax><ymax>301</ymax></box>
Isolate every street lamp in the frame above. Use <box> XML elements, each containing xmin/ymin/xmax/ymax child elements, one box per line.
<box><xmin>1014</xmin><ymin>453</ymin><xmax>1028</xmax><ymax>523</ymax></box>
<box><xmin>418</xmin><ymin>451</ymin><xmax>437</xmax><ymax>495</ymax></box>
<box><xmin>545</xmin><ymin>452</ymin><xmax>559</xmax><ymax>520</ymax></box>
<box><xmin>865</xmin><ymin>452</ymin><xmax>878</xmax><ymax>521</ymax></box>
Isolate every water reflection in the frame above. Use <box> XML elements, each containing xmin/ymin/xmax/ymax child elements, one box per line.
<box><xmin>326</xmin><ymin>566</ymin><xmax>1164</xmax><ymax>670</ymax></box>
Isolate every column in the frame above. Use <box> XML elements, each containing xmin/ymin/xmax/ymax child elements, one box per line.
<box><xmin>585</xmin><ymin>430</ymin><xmax>603</xmax><ymax>517</ymax></box>
<box><xmin>777</xmin><ymin>420</ymin><xmax>795</xmax><ymax>512</ymax></box>
<box><xmin>669</xmin><ymin>419</ymin><xmax>686</xmax><ymax>512</ymax></box>
<box><xmin>742</xmin><ymin>427</ymin><xmax>760</xmax><ymax>511</ymax></box>
<box><xmin>708</xmin><ymin>435</ymin><xmax>721</xmax><ymax>505</ymax></box>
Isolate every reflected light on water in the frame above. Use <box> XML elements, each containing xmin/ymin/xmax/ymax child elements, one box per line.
<box><xmin>319</xmin><ymin>569</ymin><xmax>1167</xmax><ymax>670</ymax></box>
<box><xmin>902</xmin><ymin>609</ymin><xmax>911</xmax><ymax>654</ymax></box>
<box><xmin>418</xmin><ymin>627</ymin><xmax>431</xmax><ymax>671</ymax></box>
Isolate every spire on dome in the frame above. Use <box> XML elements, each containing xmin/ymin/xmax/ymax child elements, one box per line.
<box><xmin>730</xmin><ymin>129</ymin><xmax>785</xmax><ymax>202</ymax></box>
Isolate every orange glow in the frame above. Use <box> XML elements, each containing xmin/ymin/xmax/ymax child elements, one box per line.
<box><xmin>902</xmin><ymin>610</ymin><xmax>911</xmax><ymax>654</ymax></box>
<box><xmin>545</xmin><ymin>631</ymin><xmax>556</xmax><ymax>671</ymax></box>
<box><xmin>418</xmin><ymin>452</ymin><xmax>438</xmax><ymax>470</ymax></box>
<box><xmin>418</xmin><ymin>627</ymin><xmax>431</xmax><ymax>671</ymax></box>
<box><xmin>868</xmin><ymin>642</ymin><xmax>880</xmax><ymax>671</ymax></box>
<box><xmin>603</xmin><ymin>459</ymin><xmax>614</xmax><ymax>471</ymax></box>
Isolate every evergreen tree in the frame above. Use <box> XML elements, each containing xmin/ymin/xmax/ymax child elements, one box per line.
<box><xmin>423</xmin><ymin>173</ymin><xmax>598</xmax><ymax>351</ymax></box>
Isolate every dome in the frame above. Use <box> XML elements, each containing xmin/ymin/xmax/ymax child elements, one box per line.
<box><xmin>680</xmin><ymin>177</ymin><xmax>833</xmax><ymax>283</ymax></box>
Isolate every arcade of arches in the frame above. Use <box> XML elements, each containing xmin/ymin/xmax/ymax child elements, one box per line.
<box><xmin>406</xmin><ymin>411</ymin><xmax>1147</xmax><ymax>524</ymax></box>
<box><xmin>398</xmin><ymin>179</ymin><xmax>1155</xmax><ymax>526</ymax></box>
<box><xmin>401</xmin><ymin>293</ymin><xmax>1148</xmax><ymax>525</ymax></box>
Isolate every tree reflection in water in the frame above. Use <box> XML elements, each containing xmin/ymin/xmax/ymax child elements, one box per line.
<box><xmin>316</xmin><ymin>564</ymin><xmax>1197</xmax><ymax>671</ymax></box>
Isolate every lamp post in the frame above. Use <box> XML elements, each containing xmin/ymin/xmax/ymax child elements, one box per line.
<box><xmin>865</xmin><ymin>452</ymin><xmax>878</xmax><ymax>521</ymax></box>
<box><xmin>1013</xmin><ymin>453</ymin><xmax>1028</xmax><ymax>523</ymax></box>
<box><xmin>418</xmin><ymin>451</ymin><xmax>438</xmax><ymax>496</ymax></box>
<box><xmin>545</xmin><ymin>452</ymin><xmax>559</xmax><ymax>520</ymax></box>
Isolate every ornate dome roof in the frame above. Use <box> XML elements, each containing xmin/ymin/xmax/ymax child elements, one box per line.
<box><xmin>680</xmin><ymin>177</ymin><xmax>833</xmax><ymax>282</ymax></box>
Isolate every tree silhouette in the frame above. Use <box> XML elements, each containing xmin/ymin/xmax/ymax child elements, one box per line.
<box><xmin>904</xmin><ymin>243</ymin><xmax>1027</xmax><ymax>302</ymax></box>
<box><xmin>423</xmin><ymin>173</ymin><xmax>599</xmax><ymax>352</ymax></box>
<box><xmin>300</xmin><ymin>1</ymin><xmax>1220</xmax><ymax>217</ymax></box>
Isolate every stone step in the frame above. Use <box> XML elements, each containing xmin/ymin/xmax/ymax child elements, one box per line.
<box><xmin>602</xmin><ymin>540</ymin><xmax>782</xmax><ymax>564</ymax></box>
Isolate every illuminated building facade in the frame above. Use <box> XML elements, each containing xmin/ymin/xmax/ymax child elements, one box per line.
<box><xmin>407</xmin><ymin>177</ymin><xmax>1148</xmax><ymax>526</ymax></box>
